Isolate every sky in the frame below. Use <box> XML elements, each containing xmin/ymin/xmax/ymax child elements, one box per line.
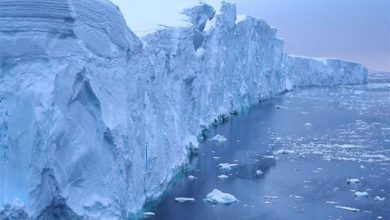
<box><xmin>111</xmin><ymin>0</ymin><xmax>390</xmax><ymax>72</ymax></box>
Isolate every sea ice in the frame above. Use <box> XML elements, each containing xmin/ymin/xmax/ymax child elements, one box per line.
<box><xmin>211</xmin><ymin>134</ymin><xmax>228</xmax><ymax>142</ymax></box>
<box><xmin>346</xmin><ymin>178</ymin><xmax>361</xmax><ymax>184</ymax></box>
<box><xmin>218</xmin><ymin>174</ymin><xmax>229</xmax><ymax>180</ymax></box>
<box><xmin>335</xmin><ymin>206</ymin><xmax>360</xmax><ymax>212</ymax></box>
<box><xmin>205</xmin><ymin>189</ymin><xmax>238</xmax><ymax>205</ymax></box>
<box><xmin>354</xmin><ymin>191</ymin><xmax>369</xmax><ymax>198</ymax></box>
<box><xmin>174</xmin><ymin>197</ymin><xmax>196</xmax><ymax>203</ymax></box>
<box><xmin>374</xmin><ymin>196</ymin><xmax>385</xmax><ymax>201</ymax></box>
<box><xmin>218</xmin><ymin>163</ymin><xmax>238</xmax><ymax>171</ymax></box>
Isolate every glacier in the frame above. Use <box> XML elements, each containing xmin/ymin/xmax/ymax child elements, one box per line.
<box><xmin>0</xmin><ymin>0</ymin><xmax>368</xmax><ymax>219</ymax></box>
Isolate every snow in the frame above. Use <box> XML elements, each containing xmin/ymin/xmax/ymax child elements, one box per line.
<box><xmin>205</xmin><ymin>189</ymin><xmax>238</xmax><ymax>204</ymax></box>
<box><xmin>211</xmin><ymin>134</ymin><xmax>228</xmax><ymax>142</ymax></box>
<box><xmin>174</xmin><ymin>197</ymin><xmax>196</xmax><ymax>203</ymax></box>
<box><xmin>0</xmin><ymin>0</ymin><xmax>368</xmax><ymax>218</ymax></box>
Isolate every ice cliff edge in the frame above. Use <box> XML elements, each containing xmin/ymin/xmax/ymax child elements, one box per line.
<box><xmin>0</xmin><ymin>0</ymin><xmax>368</xmax><ymax>219</ymax></box>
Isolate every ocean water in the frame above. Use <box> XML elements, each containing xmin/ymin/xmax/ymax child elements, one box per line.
<box><xmin>145</xmin><ymin>74</ymin><xmax>390</xmax><ymax>220</ymax></box>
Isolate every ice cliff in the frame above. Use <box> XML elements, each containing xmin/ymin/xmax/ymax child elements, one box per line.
<box><xmin>0</xmin><ymin>0</ymin><xmax>368</xmax><ymax>219</ymax></box>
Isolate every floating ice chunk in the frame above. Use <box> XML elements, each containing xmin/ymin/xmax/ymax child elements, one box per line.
<box><xmin>205</xmin><ymin>189</ymin><xmax>238</xmax><ymax>204</ymax></box>
<box><xmin>289</xmin><ymin>194</ymin><xmax>303</xmax><ymax>199</ymax></box>
<box><xmin>143</xmin><ymin>212</ymin><xmax>156</xmax><ymax>217</ymax></box>
<box><xmin>374</xmin><ymin>196</ymin><xmax>385</xmax><ymax>201</ymax></box>
<box><xmin>264</xmin><ymin>196</ymin><xmax>278</xmax><ymax>200</ymax></box>
<box><xmin>213</xmin><ymin>156</ymin><xmax>221</xmax><ymax>160</ymax></box>
<box><xmin>336</xmin><ymin>144</ymin><xmax>361</xmax><ymax>149</ymax></box>
<box><xmin>188</xmin><ymin>175</ymin><xmax>197</xmax><ymax>180</ymax></box>
<box><xmin>326</xmin><ymin>201</ymin><xmax>339</xmax><ymax>204</ymax></box>
<box><xmin>217</xmin><ymin>174</ymin><xmax>229</xmax><ymax>180</ymax></box>
<box><xmin>218</xmin><ymin>163</ymin><xmax>238</xmax><ymax>171</ymax></box>
<box><xmin>346</xmin><ymin>178</ymin><xmax>361</xmax><ymax>184</ymax></box>
<box><xmin>305</xmin><ymin>122</ymin><xmax>312</xmax><ymax>127</ymax></box>
<box><xmin>335</xmin><ymin>206</ymin><xmax>360</xmax><ymax>212</ymax></box>
<box><xmin>275</xmin><ymin>105</ymin><xmax>288</xmax><ymax>109</ymax></box>
<box><xmin>211</xmin><ymin>134</ymin><xmax>227</xmax><ymax>142</ymax></box>
<box><xmin>256</xmin><ymin>170</ymin><xmax>263</xmax><ymax>175</ymax></box>
<box><xmin>354</xmin><ymin>191</ymin><xmax>369</xmax><ymax>198</ymax></box>
<box><xmin>174</xmin><ymin>197</ymin><xmax>195</xmax><ymax>203</ymax></box>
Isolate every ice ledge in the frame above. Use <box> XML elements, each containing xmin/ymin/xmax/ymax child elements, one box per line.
<box><xmin>0</xmin><ymin>1</ymin><xmax>368</xmax><ymax>219</ymax></box>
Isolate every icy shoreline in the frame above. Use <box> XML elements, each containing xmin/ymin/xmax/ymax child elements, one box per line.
<box><xmin>0</xmin><ymin>0</ymin><xmax>368</xmax><ymax>219</ymax></box>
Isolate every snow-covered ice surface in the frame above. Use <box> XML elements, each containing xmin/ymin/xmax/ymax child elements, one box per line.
<box><xmin>148</xmin><ymin>74</ymin><xmax>389</xmax><ymax>220</ymax></box>
<box><xmin>0</xmin><ymin>0</ymin><xmax>368</xmax><ymax>219</ymax></box>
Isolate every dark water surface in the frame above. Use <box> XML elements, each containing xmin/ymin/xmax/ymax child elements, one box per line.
<box><xmin>146</xmin><ymin>74</ymin><xmax>390</xmax><ymax>220</ymax></box>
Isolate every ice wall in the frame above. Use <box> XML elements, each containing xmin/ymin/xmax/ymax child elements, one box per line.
<box><xmin>0</xmin><ymin>1</ymin><xmax>368</xmax><ymax>219</ymax></box>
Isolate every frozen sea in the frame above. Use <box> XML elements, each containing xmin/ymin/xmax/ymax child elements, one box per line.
<box><xmin>143</xmin><ymin>73</ymin><xmax>390</xmax><ymax>220</ymax></box>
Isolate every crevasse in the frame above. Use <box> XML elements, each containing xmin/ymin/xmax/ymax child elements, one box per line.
<box><xmin>0</xmin><ymin>0</ymin><xmax>368</xmax><ymax>219</ymax></box>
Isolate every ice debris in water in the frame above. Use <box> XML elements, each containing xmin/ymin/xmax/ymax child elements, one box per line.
<box><xmin>143</xmin><ymin>212</ymin><xmax>156</xmax><ymax>217</ymax></box>
<box><xmin>256</xmin><ymin>170</ymin><xmax>263</xmax><ymax>175</ymax></box>
<box><xmin>174</xmin><ymin>197</ymin><xmax>196</xmax><ymax>203</ymax></box>
<box><xmin>188</xmin><ymin>175</ymin><xmax>197</xmax><ymax>180</ymax></box>
<box><xmin>275</xmin><ymin>105</ymin><xmax>288</xmax><ymax>109</ymax></box>
<box><xmin>218</xmin><ymin>174</ymin><xmax>229</xmax><ymax>180</ymax></box>
<box><xmin>218</xmin><ymin>163</ymin><xmax>238</xmax><ymax>171</ymax></box>
<box><xmin>326</xmin><ymin>201</ymin><xmax>339</xmax><ymax>204</ymax></box>
<box><xmin>305</xmin><ymin>122</ymin><xmax>312</xmax><ymax>127</ymax></box>
<box><xmin>211</xmin><ymin>134</ymin><xmax>228</xmax><ymax>142</ymax></box>
<box><xmin>374</xmin><ymin>196</ymin><xmax>386</xmax><ymax>201</ymax></box>
<box><xmin>289</xmin><ymin>194</ymin><xmax>303</xmax><ymax>199</ymax></box>
<box><xmin>354</xmin><ymin>191</ymin><xmax>369</xmax><ymax>198</ymax></box>
<box><xmin>346</xmin><ymin>178</ymin><xmax>361</xmax><ymax>184</ymax></box>
<box><xmin>335</xmin><ymin>206</ymin><xmax>360</xmax><ymax>212</ymax></box>
<box><xmin>264</xmin><ymin>196</ymin><xmax>278</xmax><ymax>200</ymax></box>
<box><xmin>205</xmin><ymin>189</ymin><xmax>238</xmax><ymax>204</ymax></box>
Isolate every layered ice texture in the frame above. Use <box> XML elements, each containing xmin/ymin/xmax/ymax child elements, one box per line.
<box><xmin>0</xmin><ymin>0</ymin><xmax>368</xmax><ymax>219</ymax></box>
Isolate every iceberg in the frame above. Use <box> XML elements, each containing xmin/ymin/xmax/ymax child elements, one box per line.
<box><xmin>0</xmin><ymin>0</ymin><xmax>368</xmax><ymax>219</ymax></box>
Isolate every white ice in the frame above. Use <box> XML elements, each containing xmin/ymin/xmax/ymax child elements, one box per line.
<box><xmin>205</xmin><ymin>189</ymin><xmax>238</xmax><ymax>204</ymax></box>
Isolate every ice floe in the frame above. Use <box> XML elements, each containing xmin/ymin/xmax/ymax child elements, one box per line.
<box><xmin>335</xmin><ymin>206</ymin><xmax>360</xmax><ymax>212</ymax></box>
<box><xmin>174</xmin><ymin>197</ymin><xmax>196</xmax><ymax>203</ymax></box>
<box><xmin>143</xmin><ymin>212</ymin><xmax>156</xmax><ymax>217</ymax></box>
<box><xmin>211</xmin><ymin>134</ymin><xmax>228</xmax><ymax>143</ymax></box>
<box><xmin>217</xmin><ymin>174</ymin><xmax>229</xmax><ymax>180</ymax></box>
<box><xmin>354</xmin><ymin>191</ymin><xmax>369</xmax><ymax>198</ymax></box>
<box><xmin>374</xmin><ymin>196</ymin><xmax>385</xmax><ymax>201</ymax></box>
<box><xmin>188</xmin><ymin>175</ymin><xmax>197</xmax><ymax>180</ymax></box>
<box><xmin>218</xmin><ymin>163</ymin><xmax>238</xmax><ymax>171</ymax></box>
<box><xmin>205</xmin><ymin>189</ymin><xmax>238</xmax><ymax>205</ymax></box>
<box><xmin>346</xmin><ymin>178</ymin><xmax>361</xmax><ymax>184</ymax></box>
